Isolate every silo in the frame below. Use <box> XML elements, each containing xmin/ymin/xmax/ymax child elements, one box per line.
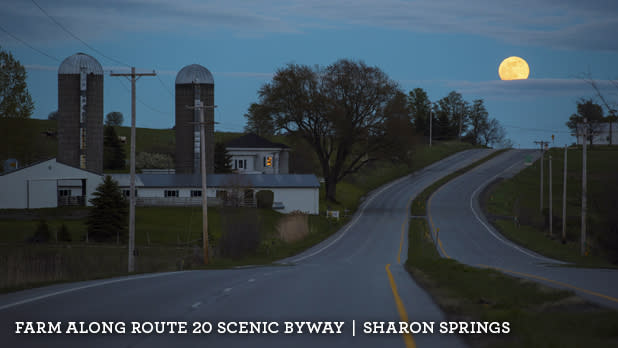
<box><xmin>175</xmin><ymin>64</ymin><xmax>215</xmax><ymax>174</ymax></box>
<box><xmin>57</xmin><ymin>53</ymin><xmax>104</xmax><ymax>173</ymax></box>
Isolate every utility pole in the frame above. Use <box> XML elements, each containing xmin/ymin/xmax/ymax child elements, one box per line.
<box><xmin>534</xmin><ymin>140</ymin><xmax>549</xmax><ymax>212</ymax></box>
<box><xmin>186</xmin><ymin>83</ymin><xmax>216</xmax><ymax>265</ymax></box>
<box><xmin>562</xmin><ymin>145</ymin><xmax>567</xmax><ymax>244</ymax></box>
<box><xmin>549</xmin><ymin>154</ymin><xmax>553</xmax><ymax>237</ymax></box>
<box><xmin>581</xmin><ymin>119</ymin><xmax>588</xmax><ymax>256</ymax></box>
<box><xmin>429</xmin><ymin>108</ymin><xmax>433</xmax><ymax>147</ymax></box>
<box><xmin>110</xmin><ymin>67</ymin><xmax>156</xmax><ymax>273</ymax></box>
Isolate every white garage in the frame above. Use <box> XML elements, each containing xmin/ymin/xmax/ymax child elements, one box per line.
<box><xmin>0</xmin><ymin>158</ymin><xmax>102</xmax><ymax>209</ymax></box>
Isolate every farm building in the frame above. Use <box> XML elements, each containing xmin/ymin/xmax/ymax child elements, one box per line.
<box><xmin>108</xmin><ymin>173</ymin><xmax>319</xmax><ymax>214</ymax></box>
<box><xmin>0</xmin><ymin>158</ymin><xmax>102</xmax><ymax>209</ymax></box>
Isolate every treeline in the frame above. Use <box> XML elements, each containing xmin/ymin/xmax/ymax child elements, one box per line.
<box><xmin>245</xmin><ymin>84</ymin><xmax>510</xmax><ymax>149</ymax></box>
<box><xmin>242</xmin><ymin>59</ymin><xmax>510</xmax><ymax>202</ymax></box>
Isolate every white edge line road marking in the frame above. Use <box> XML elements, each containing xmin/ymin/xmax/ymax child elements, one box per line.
<box><xmin>0</xmin><ymin>271</ymin><xmax>187</xmax><ymax>311</ymax></box>
<box><xmin>291</xmin><ymin>174</ymin><xmax>411</xmax><ymax>263</ymax></box>
<box><xmin>468</xmin><ymin>152</ymin><xmax>560</xmax><ymax>263</ymax></box>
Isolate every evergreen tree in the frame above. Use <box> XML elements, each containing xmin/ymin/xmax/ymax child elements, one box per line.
<box><xmin>214</xmin><ymin>142</ymin><xmax>233</xmax><ymax>173</ymax></box>
<box><xmin>0</xmin><ymin>46</ymin><xmax>34</xmax><ymax>118</ymax></box>
<box><xmin>86</xmin><ymin>176</ymin><xmax>128</xmax><ymax>243</ymax></box>
<box><xmin>103</xmin><ymin>125</ymin><xmax>125</xmax><ymax>169</ymax></box>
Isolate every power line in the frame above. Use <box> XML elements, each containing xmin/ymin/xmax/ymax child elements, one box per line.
<box><xmin>0</xmin><ymin>23</ymin><xmax>59</xmax><ymax>62</ymax></box>
<box><xmin>156</xmin><ymin>74</ymin><xmax>174</xmax><ymax>96</ymax></box>
<box><xmin>30</xmin><ymin>0</ymin><xmax>130</xmax><ymax>67</ymax></box>
<box><xmin>502</xmin><ymin>123</ymin><xmax>571</xmax><ymax>134</ymax></box>
<box><xmin>115</xmin><ymin>78</ymin><xmax>169</xmax><ymax>115</ymax></box>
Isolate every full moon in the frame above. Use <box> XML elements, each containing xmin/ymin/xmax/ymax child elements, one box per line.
<box><xmin>498</xmin><ymin>56</ymin><xmax>530</xmax><ymax>80</ymax></box>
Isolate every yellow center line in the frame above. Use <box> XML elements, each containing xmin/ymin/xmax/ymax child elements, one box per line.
<box><xmin>478</xmin><ymin>264</ymin><xmax>618</xmax><ymax>304</ymax></box>
<box><xmin>386</xmin><ymin>264</ymin><xmax>417</xmax><ymax>348</ymax></box>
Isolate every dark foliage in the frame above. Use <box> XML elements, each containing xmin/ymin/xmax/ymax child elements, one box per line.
<box><xmin>103</xmin><ymin>125</ymin><xmax>125</xmax><ymax>170</ymax></box>
<box><xmin>86</xmin><ymin>176</ymin><xmax>128</xmax><ymax>243</ymax></box>
<box><xmin>214</xmin><ymin>142</ymin><xmax>233</xmax><ymax>173</ymax></box>
<box><xmin>256</xmin><ymin>190</ymin><xmax>274</xmax><ymax>209</ymax></box>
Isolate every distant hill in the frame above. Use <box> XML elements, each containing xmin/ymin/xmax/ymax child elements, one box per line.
<box><xmin>0</xmin><ymin>118</ymin><xmax>242</xmax><ymax>173</ymax></box>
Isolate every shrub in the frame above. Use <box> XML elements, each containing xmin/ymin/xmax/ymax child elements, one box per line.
<box><xmin>219</xmin><ymin>207</ymin><xmax>260</xmax><ymax>258</ymax></box>
<box><xmin>256</xmin><ymin>190</ymin><xmax>274</xmax><ymax>209</ymax></box>
<box><xmin>30</xmin><ymin>219</ymin><xmax>50</xmax><ymax>243</ymax></box>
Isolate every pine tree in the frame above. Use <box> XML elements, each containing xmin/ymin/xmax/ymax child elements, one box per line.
<box><xmin>86</xmin><ymin>176</ymin><xmax>128</xmax><ymax>243</ymax></box>
<box><xmin>214</xmin><ymin>142</ymin><xmax>233</xmax><ymax>173</ymax></box>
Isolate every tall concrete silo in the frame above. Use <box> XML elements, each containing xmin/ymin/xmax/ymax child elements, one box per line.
<box><xmin>57</xmin><ymin>53</ymin><xmax>104</xmax><ymax>173</ymax></box>
<box><xmin>175</xmin><ymin>64</ymin><xmax>214</xmax><ymax>174</ymax></box>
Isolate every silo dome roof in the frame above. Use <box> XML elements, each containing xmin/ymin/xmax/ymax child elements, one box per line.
<box><xmin>58</xmin><ymin>52</ymin><xmax>103</xmax><ymax>75</ymax></box>
<box><xmin>175</xmin><ymin>64</ymin><xmax>214</xmax><ymax>85</ymax></box>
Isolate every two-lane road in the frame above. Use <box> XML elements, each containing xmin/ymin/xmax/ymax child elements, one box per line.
<box><xmin>0</xmin><ymin>149</ymin><xmax>493</xmax><ymax>348</ymax></box>
<box><xmin>429</xmin><ymin>149</ymin><xmax>618</xmax><ymax>309</ymax></box>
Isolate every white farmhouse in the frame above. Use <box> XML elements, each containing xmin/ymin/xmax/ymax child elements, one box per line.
<box><xmin>226</xmin><ymin>133</ymin><xmax>290</xmax><ymax>174</ymax></box>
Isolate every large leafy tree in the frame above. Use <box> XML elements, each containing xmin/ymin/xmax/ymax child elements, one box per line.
<box><xmin>105</xmin><ymin>111</ymin><xmax>124</xmax><ymax>126</ymax></box>
<box><xmin>408</xmin><ymin>88</ymin><xmax>432</xmax><ymax>137</ymax></box>
<box><xmin>257</xmin><ymin>59</ymin><xmax>400</xmax><ymax>202</ymax></box>
<box><xmin>244</xmin><ymin>103</ymin><xmax>275</xmax><ymax>136</ymax></box>
<box><xmin>566</xmin><ymin>99</ymin><xmax>604</xmax><ymax>145</ymax></box>
<box><xmin>0</xmin><ymin>47</ymin><xmax>34</xmax><ymax>119</ymax></box>
<box><xmin>467</xmin><ymin>99</ymin><xmax>489</xmax><ymax>145</ymax></box>
<box><xmin>434</xmin><ymin>91</ymin><xmax>469</xmax><ymax>140</ymax></box>
<box><xmin>86</xmin><ymin>176</ymin><xmax>128</xmax><ymax>243</ymax></box>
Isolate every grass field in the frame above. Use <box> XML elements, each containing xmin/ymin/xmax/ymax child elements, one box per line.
<box><xmin>406</xmin><ymin>218</ymin><xmax>618</xmax><ymax>347</ymax></box>
<box><xmin>485</xmin><ymin>146</ymin><xmax>618</xmax><ymax>266</ymax></box>
<box><xmin>1</xmin><ymin>122</ymin><xmax>477</xmax><ymax>291</ymax></box>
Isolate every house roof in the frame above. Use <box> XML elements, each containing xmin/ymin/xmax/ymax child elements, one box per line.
<box><xmin>226</xmin><ymin>133</ymin><xmax>289</xmax><ymax>149</ymax></box>
<box><xmin>108</xmin><ymin>173</ymin><xmax>319</xmax><ymax>188</ymax></box>
<box><xmin>0</xmin><ymin>158</ymin><xmax>101</xmax><ymax>177</ymax></box>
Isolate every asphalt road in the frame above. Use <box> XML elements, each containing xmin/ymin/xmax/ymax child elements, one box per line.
<box><xmin>429</xmin><ymin>149</ymin><xmax>618</xmax><ymax>310</ymax></box>
<box><xmin>0</xmin><ymin>149</ymin><xmax>493</xmax><ymax>348</ymax></box>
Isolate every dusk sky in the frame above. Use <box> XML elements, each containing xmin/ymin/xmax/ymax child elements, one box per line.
<box><xmin>2</xmin><ymin>0</ymin><xmax>618</xmax><ymax>148</ymax></box>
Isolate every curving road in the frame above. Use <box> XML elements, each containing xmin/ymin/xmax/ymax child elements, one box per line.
<box><xmin>429</xmin><ymin>149</ymin><xmax>618</xmax><ymax>310</ymax></box>
<box><xmin>0</xmin><ymin>149</ymin><xmax>493</xmax><ymax>348</ymax></box>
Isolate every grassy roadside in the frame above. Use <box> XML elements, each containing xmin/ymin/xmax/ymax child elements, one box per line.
<box><xmin>406</xmin><ymin>218</ymin><xmax>618</xmax><ymax>347</ymax></box>
<box><xmin>484</xmin><ymin>146</ymin><xmax>618</xmax><ymax>268</ymax></box>
<box><xmin>404</xmin><ymin>147</ymin><xmax>618</xmax><ymax>346</ymax></box>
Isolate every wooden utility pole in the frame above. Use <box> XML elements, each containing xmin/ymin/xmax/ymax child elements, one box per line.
<box><xmin>186</xmin><ymin>84</ymin><xmax>216</xmax><ymax>265</ymax></box>
<box><xmin>110</xmin><ymin>67</ymin><xmax>156</xmax><ymax>273</ymax></box>
<box><xmin>562</xmin><ymin>145</ymin><xmax>567</xmax><ymax>244</ymax></box>
<box><xmin>429</xmin><ymin>109</ymin><xmax>433</xmax><ymax>147</ymax></box>
<box><xmin>534</xmin><ymin>141</ymin><xmax>550</xmax><ymax>212</ymax></box>
<box><xmin>581</xmin><ymin>119</ymin><xmax>588</xmax><ymax>256</ymax></box>
<box><xmin>549</xmin><ymin>154</ymin><xmax>553</xmax><ymax>237</ymax></box>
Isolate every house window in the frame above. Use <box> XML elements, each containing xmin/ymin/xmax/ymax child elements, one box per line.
<box><xmin>58</xmin><ymin>189</ymin><xmax>71</xmax><ymax>197</ymax></box>
<box><xmin>238</xmin><ymin>160</ymin><xmax>244</xmax><ymax>169</ymax></box>
<box><xmin>191</xmin><ymin>190</ymin><xmax>202</xmax><ymax>197</ymax></box>
<box><xmin>164</xmin><ymin>190</ymin><xmax>179</xmax><ymax>197</ymax></box>
<box><xmin>123</xmin><ymin>189</ymin><xmax>138</xmax><ymax>197</ymax></box>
